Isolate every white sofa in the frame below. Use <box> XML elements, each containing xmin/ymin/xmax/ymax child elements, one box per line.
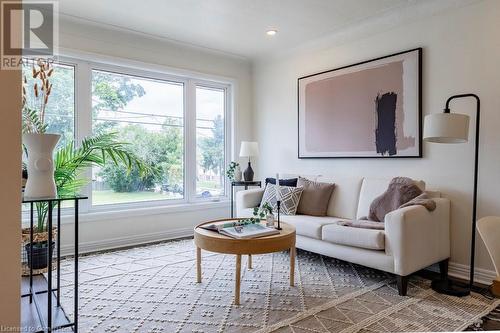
<box><xmin>236</xmin><ymin>176</ymin><xmax>451</xmax><ymax>296</ymax></box>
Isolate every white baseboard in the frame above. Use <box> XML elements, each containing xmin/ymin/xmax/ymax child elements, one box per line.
<box><xmin>448</xmin><ymin>262</ymin><xmax>497</xmax><ymax>286</ymax></box>
<box><xmin>60</xmin><ymin>227</ymin><xmax>194</xmax><ymax>256</ymax></box>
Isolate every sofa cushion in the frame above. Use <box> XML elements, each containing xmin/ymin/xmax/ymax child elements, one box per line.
<box><xmin>317</xmin><ymin>176</ymin><xmax>363</xmax><ymax>219</ymax></box>
<box><xmin>322</xmin><ymin>223</ymin><xmax>385</xmax><ymax>250</ymax></box>
<box><xmin>296</xmin><ymin>177</ymin><xmax>335</xmax><ymax>216</ymax></box>
<box><xmin>356</xmin><ymin>178</ymin><xmax>425</xmax><ymax>220</ymax></box>
<box><xmin>280</xmin><ymin>215</ymin><xmax>341</xmax><ymax>240</ymax></box>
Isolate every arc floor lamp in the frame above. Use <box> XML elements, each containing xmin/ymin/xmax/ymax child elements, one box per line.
<box><xmin>423</xmin><ymin>93</ymin><xmax>480</xmax><ymax>297</ymax></box>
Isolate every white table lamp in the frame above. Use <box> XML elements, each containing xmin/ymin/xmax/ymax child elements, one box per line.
<box><xmin>239</xmin><ymin>141</ymin><xmax>259</xmax><ymax>181</ymax></box>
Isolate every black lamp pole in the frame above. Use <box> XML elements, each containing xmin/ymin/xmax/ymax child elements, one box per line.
<box><xmin>432</xmin><ymin>93</ymin><xmax>480</xmax><ymax>296</ymax></box>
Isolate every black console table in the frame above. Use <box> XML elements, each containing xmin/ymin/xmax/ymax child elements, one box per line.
<box><xmin>230</xmin><ymin>181</ymin><xmax>262</xmax><ymax>218</ymax></box>
<box><xmin>22</xmin><ymin>194</ymin><xmax>87</xmax><ymax>333</ymax></box>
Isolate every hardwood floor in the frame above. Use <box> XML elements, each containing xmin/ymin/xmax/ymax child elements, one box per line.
<box><xmin>416</xmin><ymin>269</ymin><xmax>500</xmax><ymax>331</ymax></box>
<box><xmin>21</xmin><ymin>275</ymin><xmax>73</xmax><ymax>332</ymax></box>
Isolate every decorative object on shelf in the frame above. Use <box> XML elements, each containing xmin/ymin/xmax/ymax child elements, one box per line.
<box><xmin>226</xmin><ymin>161</ymin><xmax>240</xmax><ymax>181</ymax></box>
<box><xmin>23</xmin><ymin>133</ymin><xmax>60</xmax><ymax>198</ymax></box>
<box><xmin>234</xmin><ymin>164</ymin><xmax>242</xmax><ymax>181</ymax></box>
<box><xmin>22</xmin><ymin>59</ymin><xmax>60</xmax><ymax>198</ymax></box>
<box><xmin>298</xmin><ymin>48</ymin><xmax>422</xmax><ymax>158</ymax></box>
<box><xmin>424</xmin><ymin>93</ymin><xmax>480</xmax><ymax>297</ymax></box>
<box><xmin>476</xmin><ymin>216</ymin><xmax>500</xmax><ymax>297</ymax></box>
<box><xmin>239</xmin><ymin>141</ymin><xmax>259</xmax><ymax>181</ymax></box>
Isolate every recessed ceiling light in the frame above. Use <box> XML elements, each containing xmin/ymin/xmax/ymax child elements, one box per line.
<box><xmin>266</xmin><ymin>29</ymin><xmax>277</xmax><ymax>36</ymax></box>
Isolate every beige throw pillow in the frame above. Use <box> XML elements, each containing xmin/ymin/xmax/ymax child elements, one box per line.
<box><xmin>296</xmin><ymin>177</ymin><xmax>335</xmax><ymax>216</ymax></box>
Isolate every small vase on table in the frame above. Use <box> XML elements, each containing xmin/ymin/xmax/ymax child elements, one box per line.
<box><xmin>23</xmin><ymin>133</ymin><xmax>60</xmax><ymax>198</ymax></box>
<box><xmin>234</xmin><ymin>165</ymin><xmax>242</xmax><ymax>182</ymax></box>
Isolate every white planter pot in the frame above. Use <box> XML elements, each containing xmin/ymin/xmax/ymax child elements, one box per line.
<box><xmin>234</xmin><ymin>166</ymin><xmax>242</xmax><ymax>182</ymax></box>
<box><xmin>23</xmin><ymin>133</ymin><xmax>60</xmax><ymax>198</ymax></box>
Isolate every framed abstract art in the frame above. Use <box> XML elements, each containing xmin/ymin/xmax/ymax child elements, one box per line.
<box><xmin>298</xmin><ymin>48</ymin><xmax>422</xmax><ymax>158</ymax></box>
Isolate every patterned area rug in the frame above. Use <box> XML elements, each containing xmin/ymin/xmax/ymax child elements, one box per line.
<box><xmin>57</xmin><ymin>239</ymin><xmax>499</xmax><ymax>333</ymax></box>
<box><xmin>467</xmin><ymin>305</ymin><xmax>500</xmax><ymax>331</ymax></box>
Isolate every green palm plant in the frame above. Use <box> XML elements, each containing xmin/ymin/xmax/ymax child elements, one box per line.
<box><xmin>22</xmin><ymin>59</ymin><xmax>156</xmax><ymax>232</ymax></box>
<box><xmin>32</xmin><ymin>131</ymin><xmax>156</xmax><ymax>232</ymax></box>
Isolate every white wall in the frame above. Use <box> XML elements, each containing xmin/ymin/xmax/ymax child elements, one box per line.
<box><xmin>56</xmin><ymin>18</ymin><xmax>253</xmax><ymax>252</ymax></box>
<box><xmin>0</xmin><ymin>0</ymin><xmax>21</xmax><ymax>326</ymax></box>
<box><xmin>253</xmin><ymin>0</ymin><xmax>500</xmax><ymax>275</ymax></box>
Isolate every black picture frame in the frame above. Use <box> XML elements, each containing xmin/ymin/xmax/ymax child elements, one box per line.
<box><xmin>297</xmin><ymin>47</ymin><xmax>422</xmax><ymax>159</ymax></box>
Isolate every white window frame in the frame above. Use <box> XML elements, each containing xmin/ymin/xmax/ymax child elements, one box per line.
<box><xmin>191</xmin><ymin>80</ymin><xmax>231</xmax><ymax>203</ymax></box>
<box><xmin>40</xmin><ymin>53</ymin><xmax>233</xmax><ymax>216</ymax></box>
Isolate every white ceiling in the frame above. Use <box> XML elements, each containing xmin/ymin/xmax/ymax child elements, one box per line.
<box><xmin>58</xmin><ymin>0</ymin><xmax>438</xmax><ymax>59</ymax></box>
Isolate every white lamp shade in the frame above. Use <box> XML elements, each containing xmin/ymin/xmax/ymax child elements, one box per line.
<box><xmin>239</xmin><ymin>141</ymin><xmax>259</xmax><ymax>157</ymax></box>
<box><xmin>423</xmin><ymin>113</ymin><xmax>469</xmax><ymax>143</ymax></box>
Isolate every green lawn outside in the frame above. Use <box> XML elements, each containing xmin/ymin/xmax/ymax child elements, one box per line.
<box><xmin>92</xmin><ymin>180</ymin><xmax>224</xmax><ymax>205</ymax></box>
<box><xmin>197</xmin><ymin>180</ymin><xmax>218</xmax><ymax>189</ymax></box>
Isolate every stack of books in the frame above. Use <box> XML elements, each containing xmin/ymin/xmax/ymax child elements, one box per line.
<box><xmin>200</xmin><ymin>220</ymin><xmax>279</xmax><ymax>239</ymax></box>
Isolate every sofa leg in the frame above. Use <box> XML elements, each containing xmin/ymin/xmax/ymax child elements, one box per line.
<box><xmin>397</xmin><ymin>275</ymin><xmax>408</xmax><ymax>296</ymax></box>
<box><xmin>438</xmin><ymin>259</ymin><xmax>449</xmax><ymax>279</ymax></box>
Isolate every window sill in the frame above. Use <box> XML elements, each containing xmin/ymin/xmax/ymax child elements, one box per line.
<box><xmin>68</xmin><ymin>200</ymin><xmax>230</xmax><ymax>223</ymax></box>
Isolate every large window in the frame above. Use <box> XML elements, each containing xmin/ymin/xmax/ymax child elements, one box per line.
<box><xmin>196</xmin><ymin>86</ymin><xmax>226</xmax><ymax>198</ymax></box>
<box><xmin>91</xmin><ymin>70</ymin><xmax>185</xmax><ymax>206</ymax></box>
<box><xmin>22</xmin><ymin>57</ymin><xmax>231</xmax><ymax>212</ymax></box>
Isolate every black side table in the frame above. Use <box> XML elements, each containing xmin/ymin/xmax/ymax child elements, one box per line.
<box><xmin>230</xmin><ymin>181</ymin><xmax>262</xmax><ymax>218</ymax></box>
<box><xmin>22</xmin><ymin>194</ymin><xmax>87</xmax><ymax>333</ymax></box>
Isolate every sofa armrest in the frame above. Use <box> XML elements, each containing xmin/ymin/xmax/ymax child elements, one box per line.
<box><xmin>385</xmin><ymin>197</ymin><xmax>450</xmax><ymax>276</ymax></box>
<box><xmin>236</xmin><ymin>188</ymin><xmax>265</xmax><ymax>213</ymax></box>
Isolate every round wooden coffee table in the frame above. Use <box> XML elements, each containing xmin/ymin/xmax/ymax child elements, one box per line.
<box><xmin>194</xmin><ymin>219</ymin><xmax>296</xmax><ymax>305</ymax></box>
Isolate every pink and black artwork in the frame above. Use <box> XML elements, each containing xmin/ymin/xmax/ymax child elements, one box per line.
<box><xmin>298</xmin><ymin>48</ymin><xmax>421</xmax><ymax>158</ymax></box>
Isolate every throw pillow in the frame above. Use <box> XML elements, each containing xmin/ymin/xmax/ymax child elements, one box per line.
<box><xmin>265</xmin><ymin>177</ymin><xmax>298</xmax><ymax>187</ymax></box>
<box><xmin>296</xmin><ymin>177</ymin><xmax>335</xmax><ymax>216</ymax></box>
<box><xmin>260</xmin><ymin>183</ymin><xmax>303</xmax><ymax>215</ymax></box>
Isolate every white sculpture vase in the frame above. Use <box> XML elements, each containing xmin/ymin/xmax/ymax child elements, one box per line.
<box><xmin>234</xmin><ymin>165</ymin><xmax>242</xmax><ymax>182</ymax></box>
<box><xmin>23</xmin><ymin>133</ymin><xmax>60</xmax><ymax>198</ymax></box>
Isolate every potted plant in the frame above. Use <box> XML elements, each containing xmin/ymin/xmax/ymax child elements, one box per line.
<box><xmin>22</xmin><ymin>131</ymin><xmax>153</xmax><ymax>272</ymax></box>
<box><xmin>253</xmin><ymin>202</ymin><xmax>274</xmax><ymax>227</ymax></box>
<box><xmin>226</xmin><ymin>161</ymin><xmax>241</xmax><ymax>181</ymax></box>
<box><xmin>22</xmin><ymin>59</ymin><xmax>60</xmax><ymax>198</ymax></box>
<box><xmin>22</xmin><ymin>60</ymin><xmax>154</xmax><ymax>273</ymax></box>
